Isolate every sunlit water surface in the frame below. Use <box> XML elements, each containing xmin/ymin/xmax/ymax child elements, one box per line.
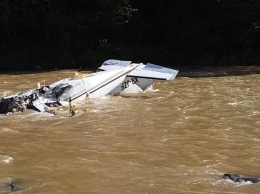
<box><xmin>0</xmin><ymin>70</ymin><xmax>259</xmax><ymax>194</ymax></box>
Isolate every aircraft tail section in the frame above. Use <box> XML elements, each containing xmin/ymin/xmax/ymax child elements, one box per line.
<box><xmin>99</xmin><ymin>60</ymin><xmax>179</xmax><ymax>80</ymax></box>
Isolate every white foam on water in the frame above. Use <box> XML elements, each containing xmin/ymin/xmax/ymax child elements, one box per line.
<box><xmin>251</xmin><ymin>111</ymin><xmax>260</xmax><ymax>116</ymax></box>
<box><xmin>94</xmin><ymin>96</ymin><xmax>110</xmax><ymax>100</ymax></box>
<box><xmin>228</xmin><ymin>101</ymin><xmax>242</xmax><ymax>106</ymax></box>
<box><xmin>0</xmin><ymin>156</ymin><xmax>14</xmax><ymax>164</ymax></box>
<box><xmin>145</xmin><ymin>88</ymin><xmax>159</xmax><ymax>93</ymax></box>
<box><xmin>217</xmin><ymin>178</ymin><xmax>254</xmax><ymax>187</ymax></box>
<box><xmin>0</xmin><ymin>127</ymin><xmax>17</xmax><ymax>133</ymax></box>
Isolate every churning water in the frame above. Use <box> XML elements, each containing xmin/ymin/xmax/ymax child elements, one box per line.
<box><xmin>0</xmin><ymin>67</ymin><xmax>259</xmax><ymax>193</ymax></box>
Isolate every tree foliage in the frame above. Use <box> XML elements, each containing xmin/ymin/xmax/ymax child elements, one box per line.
<box><xmin>0</xmin><ymin>0</ymin><xmax>260</xmax><ymax>70</ymax></box>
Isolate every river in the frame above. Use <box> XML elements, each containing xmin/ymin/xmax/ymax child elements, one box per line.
<box><xmin>0</xmin><ymin>67</ymin><xmax>259</xmax><ymax>193</ymax></box>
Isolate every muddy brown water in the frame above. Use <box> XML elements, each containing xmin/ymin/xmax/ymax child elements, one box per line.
<box><xmin>0</xmin><ymin>68</ymin><xmax>259</xmax><ymax>194</ymax></box>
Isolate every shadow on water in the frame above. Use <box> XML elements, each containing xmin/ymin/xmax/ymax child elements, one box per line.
<box><xmin>0</xmin><ymin>67</ymin><xmax>97</xmax><ymax>75</ymax></box>
<box><xmin>0</xmin><ymin>65</ymin><xmax>259</xmax><ymax>78</ymax></box>
<box><xmin>0</xmin><ymin>69</ymin><xmax>77</xmax><ymax>75</ymax></box>
<box><xmin>176</xmin><ymin>65</ymin><xmax>260</xmax><ymax>78</ymax></box>
<box><xmin>116</xmin><ymin>94</ymin><xmax>151</xmax><ymax>99</ymax></box>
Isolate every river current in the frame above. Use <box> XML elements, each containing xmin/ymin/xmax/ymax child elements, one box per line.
<box><xmin>0</xmin><ymin>67</ymin><xmax>259</xmax><ymax>193</ymax></box>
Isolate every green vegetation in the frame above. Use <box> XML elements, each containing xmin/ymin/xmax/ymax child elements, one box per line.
<box><xmin>1</xmin><ymin>0</ymin><xmax>260</xmax><ymax>70</ymax></box>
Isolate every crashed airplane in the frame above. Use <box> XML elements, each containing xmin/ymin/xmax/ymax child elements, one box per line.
<box><xmin>0</xmin><ymin>60</ymin><xmax>179</xmax><ymax>114</ymax></box>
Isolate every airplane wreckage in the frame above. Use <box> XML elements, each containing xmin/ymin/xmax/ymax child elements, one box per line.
<box><xmin>0</xmin><ymin>60</ymin><xmax>179</xmax><ymax>114</ymax></box>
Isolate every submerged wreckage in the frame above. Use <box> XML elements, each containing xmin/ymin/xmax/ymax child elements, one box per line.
<box><xmin>0</xmin><ymin>60</ymin><xmax>179</xmax><ymax>114</ymax></box>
